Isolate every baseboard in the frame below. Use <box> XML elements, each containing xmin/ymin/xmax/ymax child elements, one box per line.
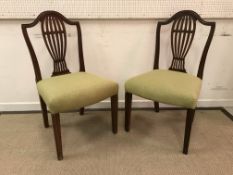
<box><xmin>0</xmin><ymin>102</ymin><xmax>40</xmax><ymax>112</ymax></box>
<box><xmin>197</xmin><ymin>99</ymin><xmax>233</xmax><ymax>107</ymax></box>
<box><xmin>0</xmin><ymin>99</ymin><xmax>233</xmax><ymax>112</ymax></box>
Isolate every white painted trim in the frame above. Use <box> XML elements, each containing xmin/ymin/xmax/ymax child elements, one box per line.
<box><xmin>1</xmin><ymin>99</ymin><xmax>233</xmax><ymax>112</ymax></box>
<box><xmin>224</xmin><ymin>107</ymin><xmax>233</xmax><ymax>115</ymax></box>
<box><xmin>0</xmin><ymin>102</ymin><xmax>41</xmax><ymax>111</ymax></box>
<box><xmin>197</xmin><ymin>99</ymin><xmax>233</xmax><ymax>107</ymax></box>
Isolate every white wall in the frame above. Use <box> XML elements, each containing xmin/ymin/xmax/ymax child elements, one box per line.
<box><xmin>0</xmin><ymin>19</ymin><xmax>233</xmax><ymax>111</ymax></box>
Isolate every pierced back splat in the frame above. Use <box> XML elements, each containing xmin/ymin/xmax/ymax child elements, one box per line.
<box><xmin>41</xmin><ymin>14</ymin><xmax>70</xmax><ymax>76</ymax></box>
<box><xmin>22</xmin><ymin>11</ymin><xmax>86</xmax><ymax>82</ymax></box>
<box><xmin>169</xmin><ymin>15</ymin><xmax>196</xmax><ymax>72</ymax></box>
<box><xmin>153</xmin><ymin>10</ymin><xmax>215</xmax><ymax>79</ymax></box>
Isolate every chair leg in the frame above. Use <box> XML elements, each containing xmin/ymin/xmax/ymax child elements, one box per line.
<box><xmin>111</xmin><ymin>94</ymin><xmax>118</xmax><ymax>134</ymax></box>
<box><xmin>79</xmin><ymin>107</ymin><xmax>84</xmax><ymax>115</ymax></box>
<box><xmin>51</xmin><ymin>113</ymin><xmax>63</xmax><ymax>160</ymax></box>
<box><xmin>183</xmin><ymin>109</ymin><xmax>195</xmax><ymax>154</ymax></box>
<box><xmin>154</xmin><ymin>101</ymin><xmax>159</xmax><ymax>112</ymax></box>
<box><xmin>125</xmin><ymin>92</ymin><xmax>132</xmax><ymax>132</ymax></box>
<box><xmin>39</xmin><ymin>96</ymin><xmax>49</xmax><ymax>128</ymax></box>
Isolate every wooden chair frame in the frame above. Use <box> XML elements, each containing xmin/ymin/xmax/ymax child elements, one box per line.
<box><xmin>125</xmin><ymin>10</ymin><xmax>215</xmax><ymax>154</ymax></box>
<box><xmin>22</xmin><ymin>11</ymin><xmax>118</xmax><ymax>160</ymax></box>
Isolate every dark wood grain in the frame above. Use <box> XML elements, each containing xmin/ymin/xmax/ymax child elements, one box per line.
<box><xmin>127</xmin><ymin>10</ymin><xmax>216</xmax><ymax>154</ymax></box>
<box><xmin>111</xmin><ymin>94</ymin><xmax>118</xmax><ymax>134</ymax></box>
<box><xmin>183</xmin><ymin>109</ymin><xmax>195</xmax><ymax>154</ymax></box>
<box><xmin>153</xmin><ymin>10</ymin><xmax>215</xmax><ymax>79</ymax></box>
<box><xmin>22</xmin><ymin>11</ymin><xmax>118</xmax><ymax>160</ymax></box>
<box><xmin>51</xmin><ymin>113</ymin><xmax>63</xmax><ymax>160</ymax></box>
<box><xmin>125</xmin><ymin>92</ymin><xmax>132</xmax><ymax>132</ymax></box>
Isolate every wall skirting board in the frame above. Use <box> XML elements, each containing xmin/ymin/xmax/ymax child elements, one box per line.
<box><xmin>1</xmin><ymin>99</ymin><xmax>233</xmax><ymax>112</ymax></box>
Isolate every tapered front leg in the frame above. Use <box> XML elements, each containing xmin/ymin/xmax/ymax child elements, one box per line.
<box><xmin>111</xmin><ymin>94</ymin><xmax>118</xmax><ymax>134</ymax></box>
<box><xmin>183</xmin><ymin>109</ymin><xmax>195</xmax><ymax>154</ymax></box>
<box><xmin>51</xmin><ymin>113</ymin><xmax>63</xmax><ymax>160</ymax></box>
<box><xmin>79</xmin><ymin>107</ymin><xmax>84</xmax><ymax>115</ymax></box>
<box><xmin>39</xmin><ymin>96</ymin><xmax>49</xmax><ymax>128</ymax></box>
<box><xmin>125</xmin><ymin>92</ymin><xmax>132</xmax><ymax>132</ymax></box>
<box><xmin>154</xmin><ymin>101</ymin><xmax>159</xmax><ymax>112</ymax></box>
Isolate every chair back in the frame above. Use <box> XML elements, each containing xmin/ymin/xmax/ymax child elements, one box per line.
<box><xmin>153</xmin><ymin>10</ymin><xmax>215</xmax><ymax>79</ymax></box>
<box><xmin>22</xmin><ymin>11</ymin><xmax>85</xmax><ymax>81</ymax></box>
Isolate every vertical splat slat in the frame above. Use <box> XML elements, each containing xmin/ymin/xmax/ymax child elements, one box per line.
<box><xmin>178</xmin><ymin>16</ymin><xmax>185</xmax><ymax>57</ymax></box>
<box><xmin>42</xmin><ymin>17</ymin><xmax>55</xmax><ymax>60</ymax></box>
<box><xmin>49</xmin><ymin>16</ymin><xmax>59</xmax><ymax>62</ymax></box>
<box><xmin>56</xmin><ymin>19</ymin><xmax>64</xmax><ymax>64</ymax></box>
<box><xmin>52</xmin><ymin>17</ymin><xmax>61</xmax><ymax>60</ymax></box>
<box><xmin>179</xmin><ymin>16</ymin><xmax>188</xmax><ymax>59</ymax></box>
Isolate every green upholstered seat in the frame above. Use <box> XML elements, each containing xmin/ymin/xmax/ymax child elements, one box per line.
<box><xmin>37</xmin><ymin>72</ymin><xmax>118</xmax><ymax>113</ymax></box>
<box><xmin>125</xmin><ymin>70</ymin><xmax>202</xmax><ymax>109</ymax></box>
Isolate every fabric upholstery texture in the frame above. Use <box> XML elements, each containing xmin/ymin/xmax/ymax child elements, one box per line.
<box><xmin>125</xmin><ymin>70</ymin><xmax>202</xmax><ymax>109</ymax></box>
<box><xmin>37</xmin><ymin>72</ymin><xmax>118</xmax><ymax>113</ymax></box>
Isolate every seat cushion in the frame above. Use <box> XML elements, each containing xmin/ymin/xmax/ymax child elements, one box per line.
<box><xmin>37</xmin><ymin>72</ymin><xmax>118</xmax><ymax>113</ymax></box>
<box><xmin>125</xmin><ymin>70</ymin><xmax>202</xmax><ymax>109</ymax></box>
